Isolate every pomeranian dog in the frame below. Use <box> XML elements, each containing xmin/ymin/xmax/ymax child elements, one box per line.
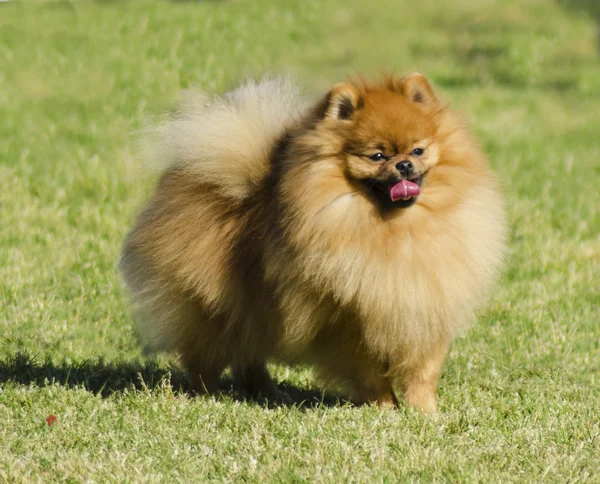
<box><xmin>120</xmin><ymin>74</ymin><xmax>506</xmax><ymax>413</ymax></box>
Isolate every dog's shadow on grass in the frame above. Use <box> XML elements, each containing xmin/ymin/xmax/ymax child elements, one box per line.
<box><xmin>0</xmin><ymin>352</ymin><xmax>349</xmax><ymax>409</ymax></box>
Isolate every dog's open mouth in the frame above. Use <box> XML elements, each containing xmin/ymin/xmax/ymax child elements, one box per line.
<box><xmin>389</xmin><ymin>176</ymin><xmax>422</xmax><ymax>202</ymax></box>
<box><xmin>367</xmin><ymin>174</ymin><xmax>425</xmax><ymax>209</ymax></box>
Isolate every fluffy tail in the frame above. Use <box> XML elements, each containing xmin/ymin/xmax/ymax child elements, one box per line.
<box><xmin>144</xmin><ymin>77</ymin><xmax>304</xmax><ymax>200</ymax></box>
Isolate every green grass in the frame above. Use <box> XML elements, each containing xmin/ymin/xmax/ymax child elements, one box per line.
<box><xmin>1</xmin><ymin>0</ymin><xmax>599</xmax><ymax>481</ymax></box>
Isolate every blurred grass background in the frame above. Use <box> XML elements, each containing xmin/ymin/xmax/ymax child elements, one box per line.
<box><xmin>0</xmin><ymin>0</ymin><xmax>599</xmax><ymax>481</ymax></box>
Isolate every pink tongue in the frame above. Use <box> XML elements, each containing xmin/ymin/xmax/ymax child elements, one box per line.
<box><xmin>390</xmin><ymin>180</ymin><xmax>420</xmax><ymax>201</ymax></box>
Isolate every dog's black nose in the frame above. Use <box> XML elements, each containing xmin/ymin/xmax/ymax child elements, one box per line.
<box><xmin>395</xmin><ymin>160</ymin><xmax>414</xmax><ymax>177</ymax></box>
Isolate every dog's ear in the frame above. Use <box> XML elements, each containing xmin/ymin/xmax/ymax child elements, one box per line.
<box><xmin>399</xmin><ymin>73</ymin><xmax>437</xmax><ymax>104</ymax></box>
<box><xmin>319</xmin><ymin>83</ymin><xmax>363</xmax><ymax>121</ymax></box>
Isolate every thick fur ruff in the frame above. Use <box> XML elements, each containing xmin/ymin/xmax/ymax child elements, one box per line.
<box><xmin>121</xmin><ymin>75</ymin><xmax>507</xmax><ymax>411</ymax></box>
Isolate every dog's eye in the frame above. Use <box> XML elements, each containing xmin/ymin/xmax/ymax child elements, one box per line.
<box><xmin>411</xmin><ymin>148</ymin><xmax>424</xmax><ymax>156</ymax></box>
<box><xmin>369</xmin><ymin>153</ymin><xmax>386</xmax><ymax>162</ymax></box>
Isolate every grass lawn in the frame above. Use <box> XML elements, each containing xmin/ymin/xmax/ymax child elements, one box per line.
<box><xmin>1</xmin><ymin>0</ymin><xmax>599</xmax><ymax>481</ymax></box>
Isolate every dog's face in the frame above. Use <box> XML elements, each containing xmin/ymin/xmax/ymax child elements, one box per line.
<box><xmin>321</xmin><ymin>74</ymin><xmax>441</xmax><ymax>209</ymax></box>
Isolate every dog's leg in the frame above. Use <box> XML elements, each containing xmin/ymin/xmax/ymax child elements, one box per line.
<box><xmin>375</xmin><ymin>387</ymin><xmax>400</xmax><ymax>409</ymax></box>
<box><xmin>352</xmin><ymin>364</ymin><xmax>400</xmax><ymax>409</ymax></box>
<box><xmin>233</xmin><ymin>362</ymin><xmax>289</xmax><ymax>402</ymax></box>
<box><xmin>183</xmin><ymin>357</ymin><xmax>224</xmax><ymax>395</ymax></box>
<box><xmin>354</xmin><ymin>380</ymin><xmax>400</xmax><ymax>409</ymax></box>
<box><xmin>399</xmin><ymin>339</ymin><xmax>450</xmax><ymax>414</ymax></box>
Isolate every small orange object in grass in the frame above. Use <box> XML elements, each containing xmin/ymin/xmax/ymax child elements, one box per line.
<box><xmin>46</xmin><ymin>414</ymin><xmax>57</xmax><ymax>426</ymax></box>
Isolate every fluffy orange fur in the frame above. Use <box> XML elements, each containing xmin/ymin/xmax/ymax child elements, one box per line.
<box><xmin>120</xmin><ymin>74</ymin><xmax>507</xmax><ymax>412</ymax></box>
